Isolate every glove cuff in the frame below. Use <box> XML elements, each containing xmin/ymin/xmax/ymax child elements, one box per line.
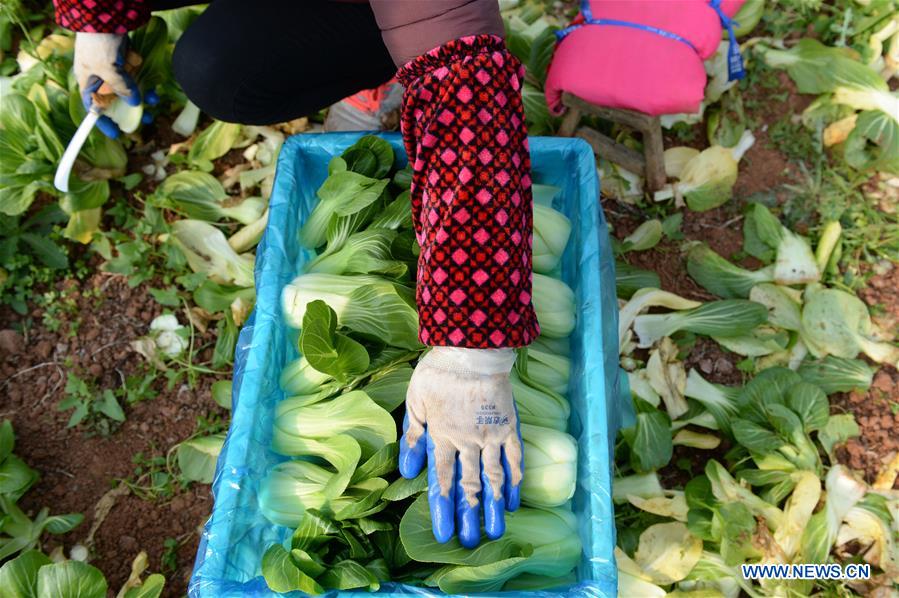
<box><xmin>419</xmin><ymin>346</ymin><xmax>516</xmax><ymax>376</ymax></box>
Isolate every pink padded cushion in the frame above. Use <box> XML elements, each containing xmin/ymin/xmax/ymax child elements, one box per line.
<box><xmin>545</xmin><ymin>0</ymin><xmax>744</xmax><ymax>116</ymax></box>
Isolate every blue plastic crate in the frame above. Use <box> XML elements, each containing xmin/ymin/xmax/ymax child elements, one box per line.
<box><xmin>189</xmin><ymin>133</ymin><xmax>625</xmax><ymax>597</ymax></box>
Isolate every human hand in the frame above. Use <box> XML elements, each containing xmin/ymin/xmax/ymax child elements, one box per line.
<box><xmin>73</xmin><ymin>32</ymin><xmax>141</xmax><ymax>138</ymax></box>
<box><xmin>399</xmin><ymin>347</ymin><xmax>522</xmax><ymax>548</ymax></box>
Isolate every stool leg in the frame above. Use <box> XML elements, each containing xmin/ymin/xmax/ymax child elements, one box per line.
<box><xmin>643</xmin><ymin>117</ymin><xmax>667</xmax><ymax>193</ymax></box>
<box><xmin>559</xmin><ymin>106</ymin><xmax>581</xmax><ymax>137</ymax></box>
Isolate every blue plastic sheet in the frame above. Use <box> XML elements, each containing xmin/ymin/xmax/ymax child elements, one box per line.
<box><xmin>189</xmin><ymin>133</ymin><xmax>628</xmax><ymax>597</ymax></box>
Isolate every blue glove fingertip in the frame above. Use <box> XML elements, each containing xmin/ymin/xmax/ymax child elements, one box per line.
<box><xmin>455</xmin><ymin>459</ymin><xmax>481</xmax><ymax>549</ymax></box>
<box><xmin>143</xmin><ymin>89</ymin><xmax>160</xmax><ymax>106</ymax></box>
<box><xmin>96</xmin><ymin>115</ymin><xmax>121</xmax><ymax>139</ymax></box>
<box><xmin>119</xmin><ymin>72</ymin><xmax>142</xmax><ymax>106</ymax></box>
<box><xmin>426</xmin><ymin>436</ymin><xmax>455</xmax><ymax>544</ymax></box>
<box><xmin>398</xmin><ymin>414</ymin><xmax>426</xmax><ymax>479</ymax></box>
<box><xmin>501</xmin><ymin>445</ymin><xmax>522</xmax><ymax>512</ymax></box>
<box><xmin>482</xmin><ymin>471</ymin><xmax>506</xmax><ymax>540</ymax></box>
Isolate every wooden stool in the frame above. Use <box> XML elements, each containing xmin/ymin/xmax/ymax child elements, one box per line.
<box><xmin>558</xmin><ymin>92</ymin><xmax>667</xmax><ymax>193</ymax></box>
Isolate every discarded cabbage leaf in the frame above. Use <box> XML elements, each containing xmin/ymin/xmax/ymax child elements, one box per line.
<box><xmin>634</xmin><ymin>522</ymin><xmax>703</xmax><ymax>585</ymax></box>
<box><xmin>633</xmin><ymin>299</ymin><xmax>768</xmax><ymax>348</ymax></box>
<box><xmin>713</xmin><ymin>326</ymin><xmax>789</xmax><ymax>357</ymax></box>
<box><xmin>797</xmin><ymin>356</ymin><xmax>875</xmax><ymax>394</ymax></box>
<box><xmin>663</xmin><ymin>147</ymin><xmax>700</xmax><ymax>179</ymax></box>
<box><xmin>171</xmin><ymin>220</ymin><xmax>255</xmax><ymax>287</ymax></box>
<box><xmin>621</xmin><ymin>220</ymin><xmax>663</xmax><ymax>252</ymax></box>
<box><xmin>800</xmin><ymin>465</ymin><xmax>866</xmax><ymax>564</ymax></box>
<box><xmin>618</xmin><ymin>288</ymin><xmax>701</xmax><ymax>347</ymax></box>
<box><xmin>189</xmin><ymin>121</ymin><xmax>241</xmax><ymax>164</ymax></box>
<box><xmin>627</xmin><ymin>492</ymin><xmax>689</xmax><ymax>522</ymax></box>
<box><xmin>749</xmin><ymin>283</ymin><xmax>802</xmax><ymax>331</ymax></box>
<box><xmin>687</xmin><ymin>243</ymin><xmax>775</xmax><ymax>298</ymax></box>
<box><xmin>613</xmin><ymin>473</ymin><xmax>664</xmax><ymax>504</ymax></box>
<box><xmin>672</xmin><ymin>430</ymin><xmax>720</xmax><ymax>450</ymax></box>
<box><xmin>774</xmin><ymin>229</ymin><xmax>819</xmax><ymax>285</ymax></box>
<box><xmin>646</xmin><ymin>338</ymin><xmax>688</xmax><ymax>419</ymax></box>
<box><xmin>773</xmin><ymin>471</ymin><xmax>821</xmax><ymax>560</ymax></box>
<box><xmin>654</xmin><ymin>146</ymin><xmax>738</xmax><ymax>211</ymax></box>
<box><xmin>800</xmin><ymin>284</ymin><xmax>899</xmax><ymax>367</ymax></box>
<box><xmin>159</xmin><ymin>171</ymin><xmax>266</xmax><ymax>225</ymax></box>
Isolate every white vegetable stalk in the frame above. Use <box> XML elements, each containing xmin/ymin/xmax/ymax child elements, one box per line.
<box><xmin>172</xmin><ymin>100</ymin><xmax>201</xmax><ymax>137</ymax></box>
<box><xmin>832</xmin><ymin>86</ymin><xmax>899</xmax><ymax>123</ymax></box>
<box><xmin>520</xmin><ymin>423</ymin><xmax>577</xmax><ymax>508</ymax></box>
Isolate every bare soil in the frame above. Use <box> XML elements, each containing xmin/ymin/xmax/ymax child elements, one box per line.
<box><xmin>0</xmin><ymin>273</ymin><xmax>225</xmax><ymax>596</ymax></box>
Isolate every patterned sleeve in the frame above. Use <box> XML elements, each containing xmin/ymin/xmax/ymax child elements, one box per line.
<box><xmin>53</xmin><ymin>0</ymin><xmax>150</xmax><ymax>34</ymax></box>
<box><xmin>396</xmin><ymin>34</ymin><xmax>540</xmax><ymax>349</ymax></box>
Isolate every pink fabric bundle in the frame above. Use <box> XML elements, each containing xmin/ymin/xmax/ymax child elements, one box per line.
<box><xmin>545</xmin><ymin>0</ymin><xmax>745</xmax><ymax>116</ymax></box>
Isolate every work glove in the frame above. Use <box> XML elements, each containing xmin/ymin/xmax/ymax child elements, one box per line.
<box><xmin>399</xmin><ymin>346</ymin><xmax>523</xmax><ymax>548</ymax></box>
<box><xmin>73</xmin><ymin>32</ymin><xmax>142</xmax><ymax>138</ymax></box>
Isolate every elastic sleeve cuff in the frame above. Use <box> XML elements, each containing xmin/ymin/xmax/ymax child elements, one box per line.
<box><xmin>54</xmin><ymin>0</ymin><xmax>150</xmax><ymax>34</ymax></box>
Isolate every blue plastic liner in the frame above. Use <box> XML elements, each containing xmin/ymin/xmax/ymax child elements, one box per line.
<box><xmin>189</xmin><ymin>133</ymin><xmax>628</xmax><ymax>597</ymax></box>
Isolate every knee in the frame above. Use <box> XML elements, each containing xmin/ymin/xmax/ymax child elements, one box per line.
<box><xmin>172</xmin><ymin>26</ymin><xmax>240</xmax><ymax>122</ymax></box>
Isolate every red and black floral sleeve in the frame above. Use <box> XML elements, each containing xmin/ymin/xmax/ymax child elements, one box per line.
<box><xmin>53</xmin><ymin>0</ymin><xmax>150</xmax><ymax>34</ymax></box>
<box><xmin>397</xmin><ymin>34</ymin><xmax>540</xmax><ymax>349</ymax></box>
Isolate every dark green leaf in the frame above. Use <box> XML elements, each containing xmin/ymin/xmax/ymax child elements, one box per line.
<box><xmin>20</xmin><ymin>234</ymin><xmax>67</xmax><ymax>269</ymax></box>
<box><xmin>211</xmin><ymin>380</ymin><xmax>232</xmax><ymax>410</ymax></box>
<box><xmin>818</xmin><ymin>414</ymin><xmax>859</xmax><ymax>456</ymax></box>
<box><xmin>627</xmin><ymin>409</ymin><xmax>673</xmax><ymax>473</ymax></box>
<box><xmin>98</xmin><ymin>390</ymin><xmax>126</xmax><ymax>422</ymax></box>
<box><xmin>361</xmin><ymin>365</ymin><xmax>411</xmax><ymax>413</ymax></box>
<box><xmin>342</xmin><ymin>135</ymin><xmax>394</xmax><ymax>179</ymax></box>
<box><xmin>350</xmin><ymin>443</ymin><xmax>397</xmax><ymax>484</ymax></box>
<box><xmin>42</xmin><ymin>513</ymin><xmax>83</xmax><ymax>535</ymax></box>
<box><xmin>732</xmin><ymin>418</ymin><xmax>784</xmax><ymax>454</ymax></box>
<box><xmin>318</xmin><ymin>559</ymin><xmax>379</xmax><ymax>591</ymax></box>
<box><xmin>797</xmin><ymin>356</ymin><xmax>875</xmax><ymax>394</ymax></box>
<box><xmin>122</xmin><ymin>573</ymin><xmax>165</xmax><ymax>598</ymax></box>
<box><xmin>300</xmin><ymin>300</ymin><xmax>369</xmax><ymax>382</ymax></box>
<box><xmin>0</xmin><ymin>549</ymin><xmax>52</xmax><ymax>598</ymax></box>
<box><xmin>786</xmin><ymin>382</ymin><xmax>829</xmax><ymax>432</ymax></box>
<box><xmin>212</xmin><ymin>314</ymin><xmax>238</xmax><ymax>369</ymax></box>
<box><xmin>36</xmin><ymin>560</ymin><xmax>107</xmax><ymax>598</ymax></box>
<box><xmin>291</xmin><ymin>510</ymin><xmax>340</xmax><ymax>553</ymax></box>
<box><xmin>0</xmin><ymin>455</ymin><xmax>37</xmax><ymax>496</ymax></box>
<box><xmin>382</xmin><ymin>470</ymin><xmax>427</xmax><ymax>501</ymax></box>
<box><xmin>288</xmin><ymin>548</ymin><xmax>326</xmax><ymax>578</ymax></box>
<box><xmin>0</xmin><ymin>420</ymin><xmax>15</xmax><ymax>463</ymax></box>
<box><xmin>261</xmin><ymin>545</ymin><xmax>323</xmax><ymax>595</ymax></box>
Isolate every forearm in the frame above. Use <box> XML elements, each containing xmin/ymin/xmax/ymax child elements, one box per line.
<box><xmin>395</xmin><ymin>34</ymin><xmax>539</xmax><ymax>348</ymax></box>
<box><xmin>54</xmin><ymin>0</ymin><xmax>150</xmax><ymax>33</ymax></box>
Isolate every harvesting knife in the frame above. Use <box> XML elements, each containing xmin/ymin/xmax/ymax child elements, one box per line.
<box><xmin>54</xmin><ymin>105</ymin><xmax>102</xmax><ymax>193</ymax></box>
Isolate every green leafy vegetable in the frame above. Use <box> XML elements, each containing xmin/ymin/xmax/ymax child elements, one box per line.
<box><xmin>800</xmin><ymin>284</ymin><xmax>899</xmax><ymax>367</ymax></box>
<box><xmin>633</xmin><ymin>299</ymin><xmax>768</xmax><ymax>348</ymax></box>
<box><xmin>282</xmin><ymin>273</ymin><xmax>420</xmax><ymax>350</ymax></box>
<box><xmin>687</xmin><ymin>243</ymin><xmax>775</xmax><ymax>298</ymax></box>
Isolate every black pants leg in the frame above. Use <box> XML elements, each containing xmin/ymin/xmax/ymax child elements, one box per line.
<box><xmin>171</xmin><ymin>0</ymin><xmax>396</xmax><ymax>125</ymax></box>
